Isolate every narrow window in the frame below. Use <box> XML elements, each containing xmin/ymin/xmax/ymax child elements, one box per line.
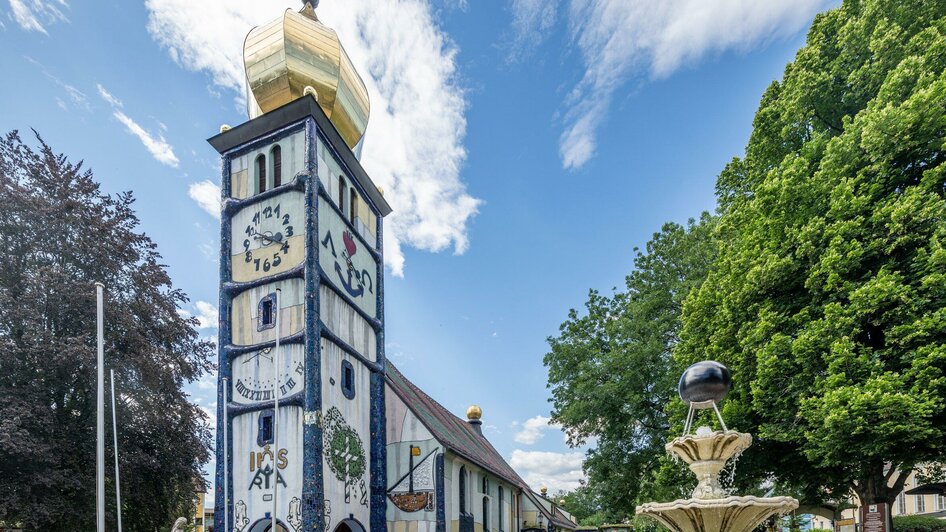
<box><xmin>498</xmin><ymin>486</ymin><xmax>504</xmax><ymax>531</ymax></box>
<box><xmin>937</xmin><ymin>494</ymin><xmax>945</xmax><ymax>511</ymax></box>
<box><xmin>256</xmin><ymin>154</ymin><xmax>267</xmax><ymax>194</ymax></box>
<box><xmin>341</xmin><ymin>360</ymin><xmax>355</xmax><ymax>399</ymax></box>
<box><xmin>258</xmin><ymin>293</ymin><xmax>277</xmax><ymax>331</ymax></box>
<box><xmin>272</xmin><ymin>145</ymin><xmax>282</xmax><ymax>187</ymax></box>
<box><xmin>898</xmin><ymin>493</ymin><xmax>906</xmax><ymax>515</ymax></box>
<box><xmin>257</xmin><ymin>410</ymin><xmax>274</xmax><ymax>446</ymax></box>
<box><xmin>459</xmin><ymin>466</ymin><xmax>467</xmax><ymax>514</ymax></box>
<box><xmin>338</xmin><ymin>176</ymin><xmax>347</xmax><ymax>215</ymax></box>
<box><xmin>482</xmin><ymin>477</ymin><xmax>490</xmax><ymax>530</ymax></box>
<box><xmin>350</xmin><ymin>187</ymin><xmax>358</xmax><ymax>224</ymax></box>
<box><xmin>917</xmin><ymin>494</ymin><xmax>926</xmax><ymax>513</ymax></box>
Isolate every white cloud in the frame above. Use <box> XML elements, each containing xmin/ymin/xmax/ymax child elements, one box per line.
<box><xmin>509</xmin><ymin>450</ymin><xmax>585</xmax><ymax>493</ymax></box>
<box><xmin>25</xmin><ymin>56</ymin><xmax>89</xmax><ymax>111</ymax></box>
<box><xmin>194</xmin><ymin>301</ymin><xmax>219</xmax><ymax>329</ymax></box>
<box><xmin>96</xmin><ymin>83</ymin><xmax>123</xmax><ymax>108</ymax></box>
<box><xmin>510</xmin><ymin>0</ymin><xmax>831</xmax><ymax>169</ymax></box>
<box><xmin>112</xmin><ymin>110</ymin><xmax>179</xmax><ymax>167</ymax></box>
<box><xmin>507</xmin><ymin>0</ymin><xmax>558</xmax><ymax>63</ymax></box>
<box><xmin>97</xmin><ymin>84</ymin><xmax>179</xmax><ymax>167</ymax></box>
<box><xmin>144</xmin><ymin>0</ymin><xmax>480</xmax><ymax>277</ymax></box>
<box><xmin>514</xmin><ymin>415</ymin><xmax>562</xmax><ymax>445</ymax></box>
<box><xmin>189</xmin><ymin>180</ymin><xmax>221</xmax><ymax>219</ymax></box>
<box><xmin>8</xmin><ymin>0</ymin><xmax>68</xmax><ymax>34</ymax></box>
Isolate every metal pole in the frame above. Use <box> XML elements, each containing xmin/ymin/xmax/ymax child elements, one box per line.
<box><xmin>110</xmin><ymin>369</ymin><xmax>123</xmax><ymax>532</ymax></box>
<box><xmin>223</xmin><ymin>377</ymin><xmax>229</xmax><ymax>532</ymax></box>
<box><xmin>95</xmin><ymin>283</ymin><xmax>105</xmax><ymax>532</ymax></box>
<box><xmin>272</xmin><ymin>288</ymin><xmax>281</xmax><ymax>532</ymax></box>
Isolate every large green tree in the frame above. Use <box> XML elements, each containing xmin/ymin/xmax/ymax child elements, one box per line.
<box><xmin>676</xmin><ymin>0</ymin><xmax>946</xmax><ymax>521</ymax></box>
<box><xmin>0</xmin><ymin>131</ymin><xmax>214</xmax><ymax>530</ymax></box>
<box><xmin>545</xmin><ymin>215</ymin><xmax>716</xmax><ymax>520</ymax></box>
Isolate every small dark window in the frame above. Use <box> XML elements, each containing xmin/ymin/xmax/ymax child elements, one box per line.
<box><xmin>459</xmin><ymin>466</ymin><xmax>467</xmax><ymax>514</ymax></box>
<box><xmin>338</xmin><ymin>177</ymin><xmax>347</xmax><ymax>215</ymax></box>
<box><xmin>258</xmin><ymin>293</ymin><xmax>277</xmax><ymax>331</ymax></box>
<box><xmin>341</xmin><ymin>360</ymin><xmax>355</xmax><ymax>399</ymax></box>
<box><xmin>272</xmin><ymin>145</ymin><xmax>282</xmax><ymax>187</ymax></box>
<box><xmin>498</xmin><ymin>486</ymin><xmax>504</xmax><ymax>531</ymax></box>
<box><xmin>483</xmin><ymin>496</ymin><xmax>489</xmax><ymax>531</ymax></box>
<box><xmin>257</xmin><ymin>410</ymin><xmax>274</xmax><ymax>446</ymax></box>
<box><xmin>350</xmin><ymin>187</ymin><xmax>358</xmax><ymax>223</ymax></box>
<box><xmin>256</xmin><ymin>154</ymin><xmax>267</xmax><ymax>194</ymax></box>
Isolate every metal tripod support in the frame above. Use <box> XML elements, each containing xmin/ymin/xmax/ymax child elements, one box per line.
<box><xmin>683</xmin><ymin>399</ymin><xmax>728</xmax><ymax>435</ymax></box>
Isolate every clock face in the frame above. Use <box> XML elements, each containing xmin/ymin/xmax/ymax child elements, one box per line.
<box><xmin>232</xmin><ymin>344</ymin><xmax>305</xmax><ymax>404</ymax></box>
<box><xmin>231</xmin><ymin>191</ymin><xmax>306</xmax><ymax>282</ymax></box>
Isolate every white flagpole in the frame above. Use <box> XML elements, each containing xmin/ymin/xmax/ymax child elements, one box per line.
<box><xmin>95</xmin><ymin>283</ymin><xmax>105</xmax><ymax>532</ymax></box>
<box><xmin>110</xmin><ymin>369</ymin><xmax>123</xmax><ymax>532</ymax></box>
<box><xmin>272</xmin><ymin>288</ymin><xmax>282</xmax><ymax>532</ymax></box>
<box><xmin>223</xmin><ymin>376</ymin><xmax>229</xmax><ymax>532</ymax></box>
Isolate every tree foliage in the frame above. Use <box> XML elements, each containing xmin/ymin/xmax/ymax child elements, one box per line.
<box><xmin>0</xmin><ymin>131</ymin><xmax>214</xmax><ymax>530</ymax></box>
<box><xmin>677</xmin><ymin>0</ymin><xmax>946</xmax><ymax>511</ymax></box>
<box><xmin>545</xmin><ymin>215</ymin><xmax>716</xmax><ymax>519</ymax></box>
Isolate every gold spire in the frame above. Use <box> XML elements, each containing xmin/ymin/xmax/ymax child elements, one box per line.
<box><xmin>243</xmin><ymin>2</ymin><xmax>370</xmax><ymax>149</ymax></box>
<box><xmin>466</xmin><ymin>405</ymin><xmax>482</xmax><ymax>421</ymax></box>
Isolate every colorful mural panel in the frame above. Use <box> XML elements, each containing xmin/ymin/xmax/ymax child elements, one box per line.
<box><xmin>318</xmin><ymin>196</ymin><xmax>378</xmax><ymax>318</ymax></box>
<box><xmin>232</xmin><ymin>405</ymin><xmax>303</xmax><ymax>532</ymax></box>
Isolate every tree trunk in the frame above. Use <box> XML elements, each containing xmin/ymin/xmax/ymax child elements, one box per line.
<box><xmin>853</xmin><ymin>465</ymin><xmax>912</xmax><ymax>532</ymax></box>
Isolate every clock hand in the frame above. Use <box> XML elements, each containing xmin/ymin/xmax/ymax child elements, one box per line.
<box><xmin>253</xmin><ymin>230</ymin><xmax>284</xmax><ymax>245</ymax></box>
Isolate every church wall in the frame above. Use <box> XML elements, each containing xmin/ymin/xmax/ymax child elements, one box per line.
<box><xmin>385</xmin><ymin>383</ymin><xmax>442</xmax><ymax>532</ymax></box>
<box><xmin>448</xmin><ymin>455</ymin><xmax>518</xmax><ymax>532</ymax></box>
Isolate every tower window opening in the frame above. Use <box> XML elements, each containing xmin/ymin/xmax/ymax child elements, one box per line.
<box><xmin>338</xmin><ymin>176</ymin><xmax>347</xmax><ymax>215</ymax></box>
<box><xmin>350</xmin><ymin>187</ymin><xmax>358</xmax><ymax>224</ymax></box>
<box><xmin>482</xmin><ymin>496</ymin><xmax>489</xmax><ymax>530</ymax></box>
<box><xmin>258</xmin><ymin>293</ymin><xmax>277</xmax><ymax>331</ymax></box>
<box><xmin>272</xmin><ymin>145</ymin><xmax>282</xmax><ymax>187</ymax></box>
<box><xmin>256</xmin><ymin>154</ymin><xmax>267</xmax><ymax>194</ymax></box>
<box><xmin>498</xmin><ymin>486</ymin><xmax>504</xmax><ymax>531</ymax></box>
<box><xmin>459</xmin><ymin>466</ymin><xmax>467</xmax><ymax>514</ymax></box>
<box><xmin>258</xmin><ymin>410</ymin><xmax>274</xmax><ymax>446</ymax></box>
<box><xmin>341</xmin><ymin>360</ymin><xmax>355</xmax><ymax>399</ymax></box>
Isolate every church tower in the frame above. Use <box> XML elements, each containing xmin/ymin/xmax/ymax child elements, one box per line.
<box><xmin>209</xmin><ymin>2</ymin><xmax>391</xmax><ymax>531</ymax></box>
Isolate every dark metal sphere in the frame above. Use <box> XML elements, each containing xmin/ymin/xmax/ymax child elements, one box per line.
<box><xmin>678</xmin><ymin>361</ymin><xmax>732</xmax><ymax>405</ymax></box>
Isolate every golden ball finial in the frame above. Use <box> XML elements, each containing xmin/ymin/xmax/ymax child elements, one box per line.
<box><xmin>466</xmin><ymin>405</ymin><xmax>482</xmax><ymax>421</ymax></box>
<box><xmin>540</xmin><ymin>487</ymin><xmax>548</xmax><ymax>497</ymax></box>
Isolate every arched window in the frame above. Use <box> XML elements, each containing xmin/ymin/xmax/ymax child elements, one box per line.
<box><xmin>498</xmin><ymin>486</ymin><xmax>504</xmax><ymax>531</ymax></box>
<box><xmin>256</xmin><ymin>154</ymin><xmax>267</xmax><ymax>194</ymax></box>
<box><xmin>338</xmin><ymin>176</ymin><xmax>347</xmax><ymax>215</ymax></box>
<box><xmin>271</xmin><ymin>145</ymin><xmax>282</xmax><ymax>188</ymax></box>
<box><xmin>459</xmin><ymin>466</ymin><xmax>467</xmax><ymax>514</ymax></box>
<box><xmin>350</xmin><ymin>187</ymin><xmax>358</xmax><ymax>224</ymax></box>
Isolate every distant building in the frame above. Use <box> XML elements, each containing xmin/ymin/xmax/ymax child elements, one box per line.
<box><xmin>802</xmin><ymin>468</ymin><xmax>946</xmax><ymax>531</ymax></box>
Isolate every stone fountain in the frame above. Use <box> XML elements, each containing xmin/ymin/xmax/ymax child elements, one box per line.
<box><xmin>636</xmin><ymin>361</ymin><xmax>798</xmax><ymax>532</ymax></box>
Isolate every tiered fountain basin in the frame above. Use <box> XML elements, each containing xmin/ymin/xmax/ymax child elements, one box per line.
<box><xmin>635</xmin><ymin>429</ymin><xmax>798</xmax><ymax>532</ymax></box>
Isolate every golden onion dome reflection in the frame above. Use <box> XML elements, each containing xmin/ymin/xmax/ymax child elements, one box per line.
<box><xmin>466</xmin><ymin>405</ymin><xmax>482</xmax><ymax>421</ymax></box>
<box><xmin>243</xmin><ymin>1</ymin><xmax>370</xmax><ymax>149</ymax></box>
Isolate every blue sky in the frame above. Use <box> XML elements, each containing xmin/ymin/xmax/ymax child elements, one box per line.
<box><xmin>0</xmin><ymin>0</ymin><xmax>836</xmax><ymax>498</ymax></box>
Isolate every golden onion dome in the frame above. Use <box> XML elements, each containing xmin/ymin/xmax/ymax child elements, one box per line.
<box><xmin>243</xmin><ymin>1</ymin><xmax>370</xmax><ymax>149</ymax></box>
<box><xmin>466</xmin><ymin>405</ymin><xmax>483</xmax><ymax>421</ymax></box>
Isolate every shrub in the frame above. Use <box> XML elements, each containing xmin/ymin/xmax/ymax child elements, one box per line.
<box><xmin>893</xmin><ymin>515</ymin><xmax>946</xmax><ymax>532</ymax></box>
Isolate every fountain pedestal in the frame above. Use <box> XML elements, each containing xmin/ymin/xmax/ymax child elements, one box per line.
<box><xmin>636</xmin><ymin>362</ymin><xmax>798</xmax><ymax>532</ymax></box>
<box><xmin>635</xmin><ymin>429</ymin><xmax>797</xmax><ymax>532</ymax></box>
